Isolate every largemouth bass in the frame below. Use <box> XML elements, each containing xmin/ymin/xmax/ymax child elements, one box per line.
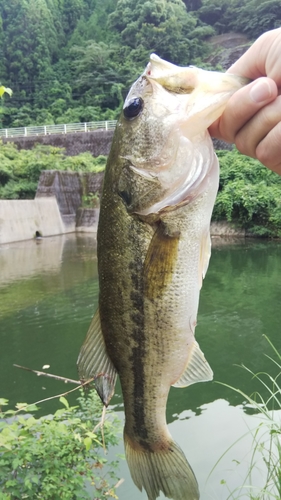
<box><xmin>77</xmin><ymin>55</ymin><xmax>247</xmax><ymax>500</ymax></box>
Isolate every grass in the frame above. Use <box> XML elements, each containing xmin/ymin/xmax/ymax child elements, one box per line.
<box><xmin>211</xmin><ymin>336</ymin><xmax>281</xmax><ymax>499</ymax></box>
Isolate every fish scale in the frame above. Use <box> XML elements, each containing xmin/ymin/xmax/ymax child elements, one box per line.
<box><xmin>77</xmin><ymin>54</ymin><xmax>248</xmax><ymax>499</ymax></box>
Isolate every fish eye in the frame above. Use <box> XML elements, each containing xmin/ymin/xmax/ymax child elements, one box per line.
<box><xmin>123</xmin><ymin>97</ymin><xmax>144</xmax><ymax>120</ymax></box>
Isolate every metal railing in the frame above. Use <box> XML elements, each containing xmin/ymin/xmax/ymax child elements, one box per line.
<box><xmin>0</xmin><ymin>120</ymin><xmax>117</xmax><ymax>139</ymax></box>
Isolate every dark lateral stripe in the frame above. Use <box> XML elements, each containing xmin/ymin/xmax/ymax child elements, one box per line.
<box><xmin>128</xmin><ymin>254</ymin><xmax>148</xmax><ymax>442</ymax></box>
<box><xmin>144</xmin><ymin>222</ymin><xmax>179</xmax><ymax>300</ymax></box>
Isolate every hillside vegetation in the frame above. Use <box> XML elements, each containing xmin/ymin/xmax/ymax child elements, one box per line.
<box><xmin>1</xmin><ymin>0</ymin><xmax>280</xmax><ymax>128</ymax></box>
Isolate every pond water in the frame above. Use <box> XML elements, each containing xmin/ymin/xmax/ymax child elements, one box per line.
<box><xmin>1</xmin><ymin>233</ymin><xmax>281</xmax><ymax>499</ymax></box>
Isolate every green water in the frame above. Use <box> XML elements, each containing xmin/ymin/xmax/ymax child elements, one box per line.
<box><xmin>1</xmin><ymin>234</ymin><xmax>281</xmax><ymax>499</ymax></box>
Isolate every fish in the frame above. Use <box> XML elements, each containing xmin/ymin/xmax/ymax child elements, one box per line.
<box><xmin>77</xmin><ymin>54</ymin><xmax>248</xmax><ymax>500</ymax></box>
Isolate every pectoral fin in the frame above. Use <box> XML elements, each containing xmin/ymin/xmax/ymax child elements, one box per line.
<box><xmin>173</xmin><ymin>340</ymin><xmax>213</xmax><ymax>388</ymax></box>
<box><xmin>144</xmin><ymin>222</ymin><xmax>180</xmax><ymax>300</ymax></box>
<box><xmin>198</xmin><ymin>230</ymin><xmax>212</xmax><ymax>290</ymax></box>
<box><xmin>77</xmin><ymin>308</ymin><xmax>117</xmax><ymax>406</ymax></box>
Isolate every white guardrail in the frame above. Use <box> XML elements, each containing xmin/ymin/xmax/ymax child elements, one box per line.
<box><xmin>0</xmin><ymin>120</ymin><xmax>117</xmax><ymax>139</ymax></box>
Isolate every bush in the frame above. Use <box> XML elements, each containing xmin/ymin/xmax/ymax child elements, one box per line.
<box><xmin>0</xmin><ymin>390</ymin><xmax>122</xmax><ymax>499</ymax></box>
<box><xmin>0</xmin><ymin>141</ymin><xmax>107</xmax><ymax>199</ymax></box>
<box><xmin>213</xmin><ymin>149</ymin><xmax>281</xmax><ymax>237</ymax></box>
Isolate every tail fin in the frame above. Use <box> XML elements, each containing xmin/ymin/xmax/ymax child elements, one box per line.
<box><xmin>124</xmin><ymin>432</ymin><xmax>199</xmax><ymax>500</ymax></box>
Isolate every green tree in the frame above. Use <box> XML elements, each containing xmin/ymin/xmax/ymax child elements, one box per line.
<box><xmin>60</xmin><ymin>0</ymin><xmax>85</xmax><ymax>36</ymax></box>
<box><xmin>0</xmin><ymin>14</ymin><xmax>7</xmax><ymax>79</ymax></box>
<box><xmin>183</xmin><ymin>0</ymin><xmax>202</xmax><ymax>10</ymax></box>
<box><xmin>1</xmin><ymin>1</ymin><xmax>57</xmax><ymax>103</ymax></box>
<box><xmin>71</xmin><ymin>41</ymin><xmax>129</xmax><ymax>111</ymax></box>
<box><xmin>198</xmin><ymin>0</ymin><xmax>281</xmax><ymax>37</ymax></box>
<box><xmin>198</xmin><ymin>0</ymin><xmax>231</xmax><ymax>29</ymax></box>
<box><xmin>230</xmin><ymin>0</ymin><xmax>281</xmax><ymax>38</ymax></box>
<box><xmin>108</xmin><ymin>0</ymin><xmax>211</xmax><ymax>64</ymax></box>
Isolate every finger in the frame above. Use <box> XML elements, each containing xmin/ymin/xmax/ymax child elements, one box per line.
<box><xmin>209</xmin><ymin>78</ymin><xmax>278</xmax><ymax>142</ymax></box>
<box><xmin>228</xmin><ymin>29</ymin><xmax>281</xmax><ymax>85</ymax></box>
<box><xmin>234</xmin><ymin>95</ymin><xmax>281</xmax><ymax>160</ymax></box>
<box><xmin>256</xmin><ymin>121</ymin><xmax>281</xmax><ymax>175</ymax></box>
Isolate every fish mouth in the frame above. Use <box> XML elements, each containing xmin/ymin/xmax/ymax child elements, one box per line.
<box><xmin>145</xmin><ymin>54</ymin><xmax>197</xmax><ymax>95</ymax></box>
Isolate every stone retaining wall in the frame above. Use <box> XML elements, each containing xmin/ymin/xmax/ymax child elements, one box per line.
<box><xmin>2</xmin><ymin>129</ymin><xmax>114</xmax><ymax>157</ymax></box>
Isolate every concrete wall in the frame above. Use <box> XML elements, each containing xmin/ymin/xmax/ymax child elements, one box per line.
<box><xmin>0</xmin><ymin>196</ymin><xmax>245</xmax><ymax>245</ymax></box>
<box><xmin>0</xmin><ymin>197</ymin><xmax>67</xmax><ymax>245</ymax></box>
<box><xmin>210</xmin><ymin>220</ymin><xmax>246</xmax><ymax>237</ymax></box>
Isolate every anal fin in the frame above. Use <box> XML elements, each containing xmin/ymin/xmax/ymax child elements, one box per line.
<box><xmin>77</xmin><ymin>308</ymin><xmax>117</xmax><ymax>406</ymax></box>
<box><xmin>173</xmin><ymin>340</ymin><xmax>213</xmax><ymax>388</ymax></box>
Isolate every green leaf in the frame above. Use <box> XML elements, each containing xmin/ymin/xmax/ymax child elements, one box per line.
<box><xmin>0</xmin><ymin>398</ymin><xmax>9</xmax><ymax>406</ymax></box>
<box><xmin>59</xmin><ymin>396</ymin><xmax>69</xmax><ymax>409</ymax></box>
<box><xmin>83</xmin><ymin>436</ymin><xmax>92</xmax><ymax>451</ymax></box>
<box><xmin>15</xmin><ymin>403</ymin><xmax>29</xmax><ymax>411</ymax></box>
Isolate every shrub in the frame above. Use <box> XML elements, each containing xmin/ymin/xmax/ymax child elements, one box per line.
<box><xmin>213</xmin><ymin>149</ymin><xmax>281</xmax><ymax>237</ymax></box>
<box><xmin>0</xmin><ymin>390</ymin><xmax>122</xmax><ymax>499</ymax></box>
<box><xmin>0</xmin><ymin>141</ymin><xmax>107</xmax><ymax>200</ymax></box>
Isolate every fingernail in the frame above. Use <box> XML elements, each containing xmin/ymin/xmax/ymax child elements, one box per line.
<box><xmin>250</xmin><ymin>80</ymin><xmax>272</xmax><ymax>103</ymax></box>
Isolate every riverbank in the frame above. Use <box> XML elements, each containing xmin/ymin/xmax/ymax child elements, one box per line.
<box><xmin>0</xmin><ymin>203</ymin><xmax>244</xmax><ymax>245</ymax></box>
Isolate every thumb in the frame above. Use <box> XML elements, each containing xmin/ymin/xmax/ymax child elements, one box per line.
<box><xmin>209</xmin><ymin>77</ymin><xmax>278</xmax><ymax>142</ymax></box>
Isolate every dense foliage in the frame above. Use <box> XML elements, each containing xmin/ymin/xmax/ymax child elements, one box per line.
<box><xmin>0</xmin><ymin>390</ymin><xmax>122</xmax><ymax>499</ymax></box>
<box><xmin>0</xmin><ymin>141</ymin><xmax>106</xmax><ymax>199</ymax></box>
<box><xmin>214</xmin><ymin>150</ymin><xmax>281</xmax><ymax>237</ymax></box>
<box><xmin>1</xmin><ymin>0</ymin><xmax>278</xmax><ymax>128</ymax></box>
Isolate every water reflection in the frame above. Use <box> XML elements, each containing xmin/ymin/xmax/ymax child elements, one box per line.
<box><xmin>0</xmin><ymin>234</ymin><xmax>98</xmax><ymax>411</ymax></box>
<box><xmin>0</xmin><ymin>236</ymin><xmax>64</xmax><ymax>285</ymax></box>
<box><xmin>1</xmin><ymin>236</ymin><xmax>281</xmax><ymax>499</ymax></box>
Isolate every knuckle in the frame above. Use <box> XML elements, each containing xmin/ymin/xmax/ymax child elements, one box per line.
<box><xmin>256</xmin><ymin>143</ymin><xmax>270</xmax><ymax>166</ymax></box>
<box><xmin>256</xmin><ymin>124</ymin><xmax>281</xmax><ymax>169</ymax></box>
<box><xmin>235</xmin><ymin>133</ymin><xmax>252</xmax><ymax>156</ymax></box>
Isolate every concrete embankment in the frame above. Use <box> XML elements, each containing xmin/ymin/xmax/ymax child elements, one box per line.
<box><xmin>210</xmin><ymin>221</ymin><xmax>245</xmax><ymax>237</ymax></box>
<box><xmin>0</xmin><ymin>198</ymin><xmax>65</xmax><ymax>245</ymax></box>
<box><xmin>0</xmin><ymin>171</ymin><xmax>103</xmax><ymax>245</ymax></box>
<box><xmin>0</xmin><ymin>196</ymin><xmax>243</xmax><ymax>245</ymax></box>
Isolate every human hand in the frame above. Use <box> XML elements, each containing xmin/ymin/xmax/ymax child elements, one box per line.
<box><xmin>209</xmin><ymin>28</ymin><xmax>281</xmax><ymax>175</ymax></box>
